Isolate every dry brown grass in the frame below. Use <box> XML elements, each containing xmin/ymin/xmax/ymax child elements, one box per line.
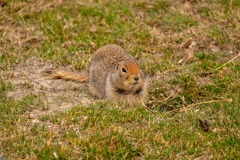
<box><xmin>0</xmin><ymin>0</ymin><xmax>239</xmax><ymax>159</ymax></box>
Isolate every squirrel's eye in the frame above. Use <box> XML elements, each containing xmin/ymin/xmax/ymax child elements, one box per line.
<box><xmin>122</xmin><ymin>67</ymin><xmax>127</xmax><ymax>73</ymax></box>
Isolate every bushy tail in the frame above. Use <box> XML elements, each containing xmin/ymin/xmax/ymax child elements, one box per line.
<box><xmin>41</xmin><ymin>69</ymin><xmax>88</xmax><ymax>82</ymax></box>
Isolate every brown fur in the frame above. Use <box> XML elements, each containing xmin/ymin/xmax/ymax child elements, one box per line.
<box><xmin>41</xmin><ymin>44</ymin><xmax>148</xmax><ymax>105</ymax></box>
<box><xmin>41</xmin><ymin>69</ymin><xmax>88</xmax><ymax>82</ymax></box>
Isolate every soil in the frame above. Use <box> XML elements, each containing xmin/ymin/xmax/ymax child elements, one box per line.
<box><xmin>1</xmin><ymin>57</ymin><xmax>93</xmax><ymax>119</ymax></box>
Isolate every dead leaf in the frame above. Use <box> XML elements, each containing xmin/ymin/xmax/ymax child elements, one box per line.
<box><xmin>199</xmin><ymin>119</ymin><xmax>210</xmax><ymax>132</ymax></box>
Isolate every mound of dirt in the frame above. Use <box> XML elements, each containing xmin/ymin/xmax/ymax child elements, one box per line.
<box><xmin>1</xmin><ymin>57</ymin><xmax>93</xmax><ymax>119</ymax></box>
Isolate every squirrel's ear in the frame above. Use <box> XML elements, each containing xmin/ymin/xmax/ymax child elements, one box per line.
<box><xmin>115</xmin><ymin>64</ymin><xmax>119</xmax><ymax>70</ymax></box>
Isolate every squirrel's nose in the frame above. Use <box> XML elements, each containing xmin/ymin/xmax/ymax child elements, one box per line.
<box><xmin>134</xmin><ymin>77</ymin><xmax>139</xmax><ymax>81</ymax></box>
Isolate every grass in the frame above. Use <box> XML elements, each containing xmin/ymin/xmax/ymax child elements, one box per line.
<box><xmin>0</xmin><ymin>0</ymin><xmax>240</xmax><ymax>159</ymax></box>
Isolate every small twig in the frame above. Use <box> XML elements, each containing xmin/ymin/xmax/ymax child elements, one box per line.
<box><xmin>168</xmin><ymin>98</ymin><xmax>233</xmax><ymax>114</ymax></box>
<box><xmin>180</xmin><ymin>99</ymin><xmax>233</xmax><ymax>112</ymax></box>
<box><xmin>210</xmin><ymin>53</ymin><xmax>240</xmax><ymax>74</ymax></box>
<box><xmin>147</xmin><ymin>93</ymin><xmax>174</xmax><ymax>104</ymax></box>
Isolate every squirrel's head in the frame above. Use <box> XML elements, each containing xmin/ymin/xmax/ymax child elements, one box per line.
<box><xmin>115</xmin><ymin>60</ymin><xmax>144</xmax><ymax>89</ymax></box>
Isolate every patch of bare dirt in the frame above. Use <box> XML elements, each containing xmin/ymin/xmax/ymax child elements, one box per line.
<box><xmin>1</xmin><ymin>57</ymin><xmax>93</xmax><ymax>119</ymax></box>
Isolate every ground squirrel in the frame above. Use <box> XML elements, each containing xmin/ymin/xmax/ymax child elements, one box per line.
<box><xmin>42</xmin><ymin>44</ymin><xmax>148</xmax><ymax>105</ymax></box>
